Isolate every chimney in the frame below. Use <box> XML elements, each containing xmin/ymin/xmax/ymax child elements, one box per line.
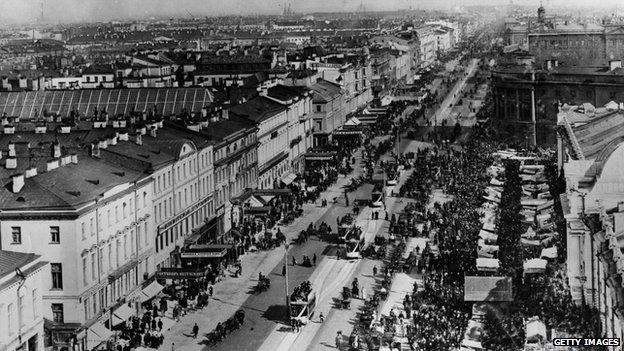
<box><xmin>5</xmin><ymin>157</ymin><xmax>17</xmax><ymax>169</ymax></box>
<box><xmin>12</xmin><ymin>174</ymin><xmax>24</xmax><ymax>193</ymax></box>
<box><xmin>610</xmin><ymin>60</ymin><xmax>622</xmax><ymax>71</ymax></box>
<box><xmin>60</xmin><ymin>155</ymin><xmax>71</xmax><ymax>166</ymax></box>
<box><xmin>25</xmin><ymin>167</ymin><xmax>37</xmax><ymax>178</ymax></box>
<box><xmin>118</xmin><ymin>132</ymin><xmax>129</xmax><ymax>141</ymax></box>
<box><xmin>52</xmin><ymin>142</ymin><xmax>61</xmax><ymax>158</ymax></box>
<box><xmin>35</xmin><ymin>125</ymin><xmax>46</xmax><ymax>134</ymax></box>
<box><xmin>131</xmin><ymin>133</ymin><xmax>143</xmax><ymax>145</ymax></box>
<box><xmin>149</xmin><ymin>126</ymin><xmax>157</xmax><ymax>138</ymax></box>
<box><xmin>221</xmin><ymin>109</ymin><xmax>229</xmax><ymax>120</ymax></box>
<box><xmin>70</xmin><ymin>153</ymin><xmax>78</xmax><ymax>164</ymax></box>
<box><xmin>47</xmin><ymin>160</ymin><xmax>60</xmax><ymax>171</ymax></box>
<box><xmin>4</xmin><ymin>125</ymin><xmax>15</xmax><ymax>134</ymax></box>
<box><xmin>8</xmin><ymin>143</ymin><xmax>16</xmax><ymax>157</ymax></box>
<box><xmin>91</xmin><ymin>144</ymin><xmax>100</xmax><ymax>158</ymax></box>
<box><xmin>59</xmin><ymin>126</ymin><xmax>71</xmax><ymax>134</ymax></box>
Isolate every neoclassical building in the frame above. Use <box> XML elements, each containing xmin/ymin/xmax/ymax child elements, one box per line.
<box><xmin>558</xmin><ymin>102</ymin><xmax>624</xmax><ymax>340</ymax></box>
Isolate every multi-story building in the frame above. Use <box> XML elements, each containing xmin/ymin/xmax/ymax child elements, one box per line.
<box><xmin>265</xmin><ymin>84</ymin><xmax>314</xmax><ymax>174</ymax></box>
<box><xmin>306</xmin><ymin>55</ymin><xmax>372</xmax><ymax>115</ymax></box>
<box><xmin>414</xmin><ymin>26</ymin><xmax>437</xmax><ymax>67</ymax></box>
<box><xmin>96</xmin><ymin>126</ymin><xmax>216</xmax><ymax>270</ymax></box>
<box><xmin>181</xmin><ymin>112</ymin><xmax>258</xmax><ymax>236</ymax></box>
<box><xmin>230</xmin><ymin>95</ymin><xmax>290</xmax><ymax>189</ymax></box>
<box><xmin>0</xmin><ymin>251</ymin><xmax>49</xmax><ymax>351</ymax></box>
<box><xmin>490</xmin><ymin>60</ymin><xmax>624</xmax><ymax>146</ymax></box>
<box><xmin>309</xmin><ymin>79</ymin><xmax>346</xmax><ymax>147</ymax></box>
<box><xmin>0</xmin><ymin>137</ymin><xmax>154</xmax><ymax>351</ymax></box>
<box><xmin>557</xmin><ymin>104</ymin><xmax>624</xmax><ymax>341</ymax></box>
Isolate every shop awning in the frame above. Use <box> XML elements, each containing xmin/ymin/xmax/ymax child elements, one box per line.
<box><xmin>523</xmin><ymin>258</ymin><xmax>547</xmax><ymax>274</ymax></box>
<box><xmin>334</xmin><ymin>129</ymin><xmax>363</xmax><ymax>135</ymax></box>
<box><xmin>304</xmin><ymin>152</ymin><xmax>337</xmax><ymax>161</ymax></box>
<box><xmin>111</xmin><ymin>304</ymin><xmax>134</xmax><ymax>326</ymax></box>
<box><xmin>476</xmin><ymin>258</ymin><xmax>499</xmax><ymax>272</ymax></box>
<box><xmin>140</xmin><ymin>281</ymin><xmax>164</xmax><ymax>302</ymax></box>
<box><xmin>87</xmin><ymin>322</ymin><xmax>113</xmax><ymax>350</ymax></box>
<box><xmin>181</xmin><ymin>244</ymin><xmax>230</xmax><ymax>259</ymax></box>
<box><xmin>281</xmin><ymin>172</ymin><xmax>297</xmax><ymax>185</ymax></box>
<box><xmin>540</xmin><ymin>246</ymin><xmax>558</xmax><ymax>259</ymax></box>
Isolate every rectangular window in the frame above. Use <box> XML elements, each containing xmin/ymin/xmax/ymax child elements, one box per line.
<box><xmin>51</xmin><ymin>263</ymin><xmax>63</xmax><ymax>289</ymax></box>
<box><xmin>83</xmin><ymin>257</ymin><xmax>88</xmax><ymax>286</ymax></box>
<box><xmin>90</xmin><ymin>218</ymin><xmax>94</xmax><ymax>235</ymax></box>
<box><xmin>81</xmin><ymin>222</ymin><xmax>86</xmax><ymax>240</ymax></box>
<box><xmin>18</xmin><ymin>295</ymin><xmax>25</xmax><ymax>328</ymax></box>
<box><xmin>50</xmin><ymin>226</ymin><xmax>60</xmax><ymax>244</ymax></box>
<box><xmin>32</xmin><ymin>289</ymin><xmax>38</xmax><ymax>318</ymax></box>
<box><xmin>11</xmin><ymin>227</ymin><xmax>21</xmax><ymax>244</ymax></box>
<box><xmin>91</xmin><ymin>253</ymin><xmax>96</xmax><ymax>281</ymax></box>
<box><xmin>51</xmin><ymin>303</ymin><xmax>64</xmax><ymax>323</ymax></box>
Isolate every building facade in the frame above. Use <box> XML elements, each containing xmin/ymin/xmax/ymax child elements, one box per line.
<box><xmin>0</xmin><ymin>251</ymin><xmax>49</xmax><ymax>351</ymax></box>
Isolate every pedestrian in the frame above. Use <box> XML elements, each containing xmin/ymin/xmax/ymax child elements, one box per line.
<box><xmin>282</xmin><ymin>265</ymin><xmax>286</xmax><ymax>276</ymax></box>
<box><xmin>361</xmin><ymin>287</ymin><xmax>367</xmax><ymax>301</ymax></box>
<box><xmin>192</xmin><ymin>323</ymin><xmax>199</xmax><ymax>339</ymax></box>
<box><xmin>292</xmin><ymin>255</ymin><xmax>297</xmax><ymax>266</ymax></box>
<box><xmin>335</xmin><ymin>331</ymin><xmax>342</xmax><ymax>349</ymax></box>
<box><xmin>373</xmin><ymin>265</ymin><xmax>378</xmax><ymax>276</ymax></box>
<box><xmin>157</xmin><ymin>318</ymin><xmax>163</xmax><ymax>331</ymax></box>
<box><xmin>319</xmin><ymin>312</ymin><xmax>325</xmax><ymax>323</ymax></box>
<box><xmin>171</xmin><ymin>343</ymin><xmax>174</xmax><ymax>351</ymax></box>
<box><xmin>208</xmin><ymin>285</ymin><xmax>213</xmax><ymax>297</ymax></box>
<box><xmin>313</xmin><ymin>253</ymin><xmax>317</xmax><ymax>266</ymax></box>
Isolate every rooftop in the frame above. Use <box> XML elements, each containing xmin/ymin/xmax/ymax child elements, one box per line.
<box><xmin>229</xmin><ymin>96</ymin><xmax>287</xmax><ymax>123</ymax></box>
<box><xmin>0</xmin><ymin>250</ymin><xmax>40</xmax><ymax>280</ymax></box>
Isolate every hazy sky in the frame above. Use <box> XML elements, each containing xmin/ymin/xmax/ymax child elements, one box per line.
<box><xmin>0</xmin><ymin>0</ymin><xmax>622</xmax><ymax>24</ymax></box>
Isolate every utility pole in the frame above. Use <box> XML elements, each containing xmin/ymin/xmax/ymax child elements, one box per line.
<box><xmin>284</xmin><ymin>244</ymin><xmax>290</xmax><ymax>322</ymax></box>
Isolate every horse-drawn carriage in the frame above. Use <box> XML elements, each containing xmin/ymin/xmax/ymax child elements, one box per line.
<box><xmin>254</xmin><ymin>274</ymin><xmax>271</xmax><ymax>294</ymax></box>
<box><xmin>341</xmin><ymin>286</ymin><xmax>352</xmax><ymax>309</ymax></box>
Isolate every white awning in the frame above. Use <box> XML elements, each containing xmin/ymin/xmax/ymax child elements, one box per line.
<box><xmin>111</xmin><ymin>304</ymin><xmax>134</xmax><ymax>326</ymax></box>
<box><xmin>524</xmin><ymin>258</ymin><xmax>547</xmax><ymax>274</ymax></box>
<box><xmin>540</xmin><ymin>246</ymin><xmax>558</xmax><ymax>259</ymax></box>
<box><xmin>140</xmin><ymin>281</ymin><xmax>164</xmax><ymax>302</ymax></box>
<box><xmin>87</xmin><ymin>322</ymin><xmax>113</xmax><ymax>350</ymax></box>
<box><xmin>281</xmin><ymin>172</ymin><xmax>297</xmax><ymax>185</ymax></box>
<box><xmin>476</xmin><ymin>258</ymin><xmax>499</xmax><ymax>272</ymax></box>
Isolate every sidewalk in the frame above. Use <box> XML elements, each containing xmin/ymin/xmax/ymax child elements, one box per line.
<box><xmin>158</xmin><ymin>149</ymin><xmax>365</xmax><ymax>351</ymax></box>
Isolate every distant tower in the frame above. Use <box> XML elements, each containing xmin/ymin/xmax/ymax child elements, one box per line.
<box><xmin>40</xmin><ymin>0</ymin><xmax>44</xmax><ymax>23</ymax></box>
<box><xmin>538</xmin><ymin>2</ymin><xmax>545</xmax><ymax>23</ymax></box>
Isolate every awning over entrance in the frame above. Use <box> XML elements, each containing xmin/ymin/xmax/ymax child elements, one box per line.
<box><xmin>304</xmin><ymin>152</ymin><xmax>337</xmax><ymax>161</ymax></box>
<box><xmin>181</xmin><ymin>244</ymin><xmax>229</xmax><ymax>259</ymax></box>
<box><xmin>140</xmin><ymin>281</ymin><xmax>164</xmax><ymax>302</ymax></box>
<box><xmin>87</xmin><ymin>322</ymin><xmax>113</xmax><ymax>350</ymax></box>
<box><xmin>281</xmin><ymin>172</ymin><xmax>297</xmax><ymax>185</ymax></box>
<box><xmin>111</xmin><ymin>304</ymin><xmax>134</xmax><ymax>326</ymax></box>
